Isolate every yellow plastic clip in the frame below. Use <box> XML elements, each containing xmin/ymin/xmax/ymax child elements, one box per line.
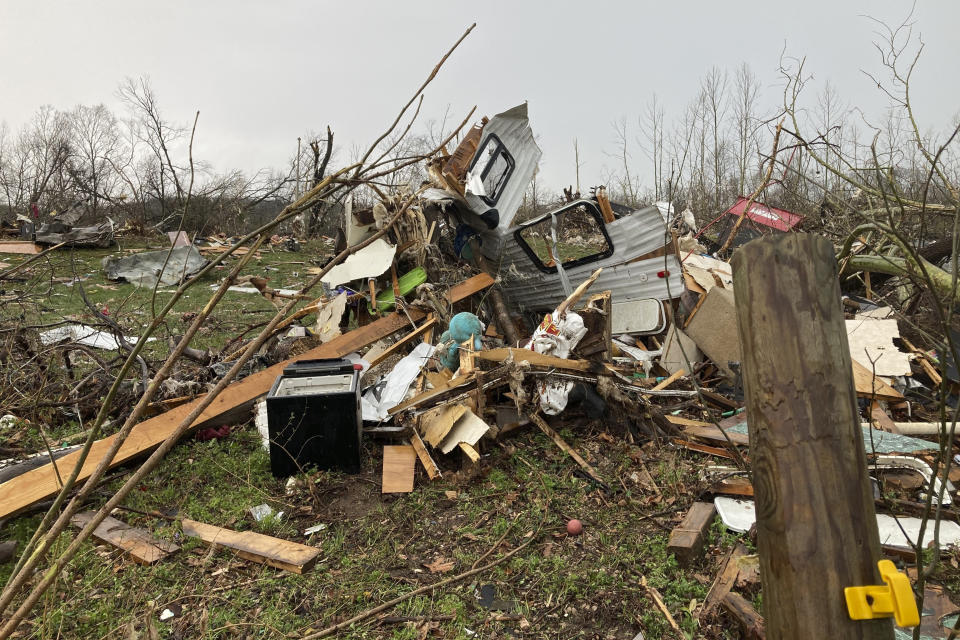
<box><xmin>844</xmin><ymin>560</ymin><xmax>920</xmax><ymax>627</ymax></box>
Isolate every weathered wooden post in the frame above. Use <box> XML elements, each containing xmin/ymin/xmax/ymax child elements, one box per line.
<box><xmin>730</xmin><ymin>234</ymin><xmax>893</xmax><ymax>639</ymax></box>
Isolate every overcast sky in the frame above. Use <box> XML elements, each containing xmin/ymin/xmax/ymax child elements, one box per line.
<box><xmin>1</xmin><ymin>1</ymin><xmax>958</xmax><ymax>191</ymax></box>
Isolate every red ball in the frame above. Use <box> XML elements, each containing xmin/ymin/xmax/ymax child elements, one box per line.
<box><xmin>566</xmin><ymin>519</ymin><xmax>583</xmax><ymax>536</ymax></box>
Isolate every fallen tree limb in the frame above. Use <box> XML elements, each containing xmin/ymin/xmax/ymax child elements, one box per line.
<box><xmin>844</xmin><ymin>253</ymin><xmax>960</xmax><ymax>304</ymax></box>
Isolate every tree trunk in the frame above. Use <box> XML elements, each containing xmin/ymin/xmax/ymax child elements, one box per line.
<box><xmin>730</xmin><ymin>234</ymin><xmax>893</xmax><ymax>640</ymax></box>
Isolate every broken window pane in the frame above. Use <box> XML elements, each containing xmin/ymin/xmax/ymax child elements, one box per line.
<box><xmin>470</xmin><ymin>134</ymin><xmax>514</xmax><ymax>205</ymax></box>
<box><xmin>516</xmin><ymin>202</ymin><xmax>612</xmax><ymax>271</ymax></box>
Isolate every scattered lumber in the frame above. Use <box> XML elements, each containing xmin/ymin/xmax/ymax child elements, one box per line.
<box><xmin>652</xmin><ymin>369</ymin><xmax>685</xmax><ymax>391</ymax></box>
<box><xmin>71</xmin><ymin>512</ymin><xmax>179</xmax><ymax>564</ymax></box>
<box><xmin>180</xmin><ymin>519</ymin><xmax>320</xmax><ymax>574</ymax></box>
<box><xmin>0</xmin><ymin>273</ymin><xmax>494</xmax><ymax>520</ymax></box>
<box><xmin>667</xmin><ymin>502</ymin><xmax>716</xmax><ymax>567</ymax></box>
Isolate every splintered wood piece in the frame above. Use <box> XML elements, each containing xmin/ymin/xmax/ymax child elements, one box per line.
<box><xmin>0</xmin><ymin>273</ymin><xmax>495</xmax><ymax>521</ymax></box>
<box><xmin>458</xmin><ymin>442</ymin><xmax>480</xmax><ymax>463</ymax></box>
<box><xmin>701</xmin><ymin>544</ymin><xmax>748</xmax><ymax>619</ymax></box>
<box><xmin>667</xmin><ymin>502</ymin><xmax>716</xmax><ymax>567</ymax></box>
<box><xmin>409</xmin><ymin>431</ymin><xmax>440</xmax><ymax>480</ymax></box>
<box><xmin>367</xmin><ymin>316</ymin><xmax>437</xmax><ymax>368</ymax></box>
<box><xmin>382</xmin><ymin>445</ymin><xmax>417</xmax><ymax>493</ymax></box>
<box><xmin>181</xmin><ymin>519</ymin><xmax>319</xmax><ymax>574</ymax></box>
<box><xmin>555</xmin><ymin>268</ymin><xmax>602</xmax><ymax>317</ymax></box>
<box><xmin>459</xmin><ymin>336</ymin><xmax>476</xmax><ymax>374</ymax></box>
<box><xmin>721</xmin><ymin>592</ymin><xmax>766</xmax><ymax>639</ymax></box>
<box><xmin>438</xmin><ymin>409</ymin><xmax>490</xmax><ymax>454</ymax></box>
<box><xmin>851</xmin><ymin>358</ymin><xmax>903</xmax><ymax>401</ymax></box>
<box><xmin>421</xmin><ymin>404</ymin><xmax>469</xmax><ymax>447</ymax></box>
<box><xmin>652</xmin><ymin>369</ymin><xmax>686</xmax><ymax>391</ymax></box>
<box><xmin>71</xmin><ymin>512</ymin><xmax>179</xmax><ymax>565</ymax></box>
<box><xmin>528</xmin><ymin>413</ymin><xmax>603</xmax><ymax>484</ymax></box>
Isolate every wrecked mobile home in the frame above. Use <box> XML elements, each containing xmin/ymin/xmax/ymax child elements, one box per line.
<box><xmin>1</xmin><ymin>99</ymin><xmax>959</xmax><ymax>640</ymax></box>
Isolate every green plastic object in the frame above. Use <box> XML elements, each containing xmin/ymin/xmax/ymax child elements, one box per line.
<box><xmin>368</xmin><ymin>267</ymin><xmax>427</xmax><ymax>314</ymax></box>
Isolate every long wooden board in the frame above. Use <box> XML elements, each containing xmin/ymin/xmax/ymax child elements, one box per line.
<box><xmin>0</xmin><ymin>241</ymin><xmax>42</xmax><ymax>255</ymax></box>
<box><xmin>0</xmin><ymin>274</ymin><xmax>494</xmax><ymax>520</ymax></box>
<box><xmin>474</xmin><ymin>347</ymin><xmax>604</xmax><ymax>373</ymax></box>
<box><xmin>71</xmin><ymin>511</ymin><xmax>179</xmax><ymax>564</ymax></box>
<box><xmin>181</xmin><ymin>518</ymin><xmax>319</xmax><ymax>574</ymax></box>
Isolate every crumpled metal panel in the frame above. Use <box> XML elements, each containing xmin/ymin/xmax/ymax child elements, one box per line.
<box><xmin>103</xmin><ymin>245</ymin><xmax>208</xmax><ymax>288</ymax></box>
<box><xmin>465</xmin><ymin>103</ymin><xmax>542</xmax><ymax>233</ymax></box>
<box><xmin>488</xmin><ymin>202</ymin><xmax>684</xmax><ymax>312</ymax></box>
<box><xmin>36</xmin><ymin>219</ymin><xmax>114</xmax><ymax>248</ymax></box>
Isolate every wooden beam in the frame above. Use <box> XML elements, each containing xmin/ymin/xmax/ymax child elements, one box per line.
<box><xmin>180</xmin><ymin>519</ymin><xmax>319</xmax><ymax>574</ymax></box>
<box><xmin>0</xmin><ymin>274</ymin><xmax>495</xmax><ymax>520</ymax></box>
<box><xmin>652</xmin><ymin>369</ymin><xmax>685</xmax><ymax>391</ymax></box>
<box><xmin>71</xmin><ymin>512</ymin><xmax>179</xmax><ymax>565</ymax></box>
<box><xmin>367</xmin><ymin>315</ymin><xmax>437</xmax><ymax>368</ymax></box>
<box><xmin>0</xmin><ymin>241</ymin><xmax>42</xmax><ymax>254</ymax></box>
<box><xmin>730</xmin><ymin>234</ymin><xmax>891</xmax><ymax>640</ymax></box>
<box><xmin>474</xmin><ymin>347</ymin><xmax>605</xmax><ymax>374</ymax></box>
<box><xmin>409</xmin><ymin>431</ymin><xmax>440</xmax><ymax>480</ymax></box>
<box><xmin>667</xmin><ymin>502</ymin><xmax>716</xmax><ymax>567</ymax></box>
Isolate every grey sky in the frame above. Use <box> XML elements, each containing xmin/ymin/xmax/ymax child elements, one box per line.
<box><xmin>2</xmin><ymin>1</ymin><xmax>957</xmax><ymax>191</ymax></box>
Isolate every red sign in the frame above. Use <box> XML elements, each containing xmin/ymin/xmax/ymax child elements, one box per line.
<box><xmin>725</xmin><ymin>197</ymin><xmax>803</xmax><ymax>233</ymax></box>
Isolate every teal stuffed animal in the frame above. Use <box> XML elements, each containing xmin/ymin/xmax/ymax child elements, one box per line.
<box><xmin>438</xmin><ymin>312</ymin><xmax>484</xmax><ymax>371</ymax></box>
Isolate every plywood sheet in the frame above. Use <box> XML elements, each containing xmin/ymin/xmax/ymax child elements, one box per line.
<box><xmin>382</xmin><ymin>445</ymin><xmax>416</xmax><ymax>493</ymax></box>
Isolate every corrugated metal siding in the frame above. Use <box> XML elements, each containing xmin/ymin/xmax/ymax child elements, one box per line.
<box><xmin>486</xmin><ymin>203</ymin><xmax>685</xmax><ymax>312</ymax></box>
<box><xmin>463</xmin><ymin>104</ymin><xmax>542</xmax><ymax>233</ymax></box>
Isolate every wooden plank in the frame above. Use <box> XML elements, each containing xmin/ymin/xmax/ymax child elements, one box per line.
<box><xmin>0</xmin><ymin>241</ymin><xmax>42</xmax><ymax>254</ymax></box>
<box><xmin>681</xmin><ymin>425</ymin><xmax>750</xmax><ymax>446</ymax></box>
<box><xmin>700</xmin><ymin>389</ymin><xmax>740</xmax><ymax>410</ymax></box>
<box><xmin>367</xmin><ymin>315</ymin><xmax>436</xmax><ymax>368</ymax></box>
<box><xmin>529</xmin><ymin>413</ymin><xmax>603</xmax><ymax>484</ymax></box>
<box><xmin>389</xmin><ymin>373</ymin><xmax>476</xmax><ymax>415</ymax></box>
<box><xmin>851</xmin><ymin>358</ymin><xmax>903</xmax><ymax>401</ymax></box>
<box><xmin>671</xmin><ymin>438</ymin><xmax>738</xmax><ymax>460</ymax></box>
<box><xmin>71</xmin><ymin>512</ymin><xmax>179</xmax><ymax>565</ymax></box>
<box><xmin>409</xmin><ymin>431</ymin><xmax>440</xmax><ymax>480</ymax></box>
<box><xmin>382</xmin><ymin>445</ymin><xmax>416</xmax><ymax>493</ymax></box>
<box><xmin>458</xmin><ymin>442</ymin><xmax>480</xmax><ymax>462</ymax></box>
<box><xmin>181</xmin><ymin>518</ymin><xmax>319</xmax><ymax>574</ymax></box>
<box><xmin>652</xmin><ymin>369</ymin><xmax>685</xmax><ymax>391</ymax></box>
<box><xmin>667</xmin><ymin>502</ymin><xmax>716</xmax><ymax>567</ymax></box>
<box><xmin>666</xmin><ymin>415</ymin><xmax>714</xmax><ymax>428</ymax></box>
<box><xmin>474</xmin><ymin>347</ymin><xmax>603</xmax><ymax>373</ymax></box>
<box><xmin>721</xmin><ymin>592</ymin><xmax>766</xmax><ymax>640</ymax></box>
<box><xmin>701</xmin><ymin>544</ymin><xmax>747</xmax><ymax>619</ymax></box>
<box><xmin>0</xmin><ymin>273</ymin><xmax>494</xmax><ymax>520</ymax></box>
